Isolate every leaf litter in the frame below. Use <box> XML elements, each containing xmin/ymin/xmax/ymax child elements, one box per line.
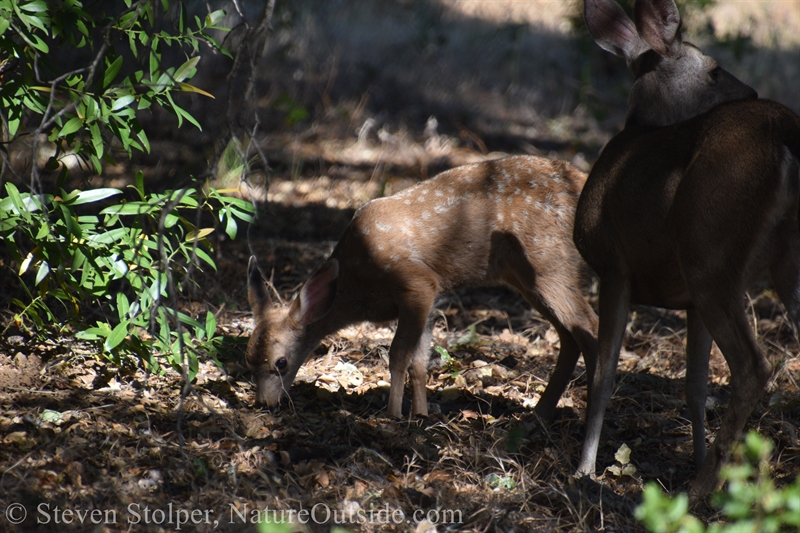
<box><xmin>2</xmin><ymin>161</ymin><xmax>799</xmax><ymax>533</ymax></box>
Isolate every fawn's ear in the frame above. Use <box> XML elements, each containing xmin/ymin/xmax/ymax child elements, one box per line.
<box><xmin>248</xmin><ymin>256</ymin><xmax>272</xmax><ymax>316</ymax></box>
<box><xmin>584</xmin><ymin>0</ymin><xmax>646</xmax><ymax>62</ymax></box>
<box><xmin>290</xmin><ymin>259</ymin><xmax>339</xmax><ymax>326</ymax></box>
<box><xmin>634</xmin><ymin>0</ymin><xmax>682</xmax><ymax>58</ymax></box>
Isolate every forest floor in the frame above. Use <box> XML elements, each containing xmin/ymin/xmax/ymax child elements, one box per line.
<box><xmin>2</xmin><ymin>1</ymin><xmax>800</xmax><ymax>532</ymax></box>
<box><xmin>2</xmin><ymin>148</ymin><xmax>799</xmax><ymax>532</ymax></box>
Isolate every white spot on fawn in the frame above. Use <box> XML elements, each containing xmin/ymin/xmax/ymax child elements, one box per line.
<box><xmin>376</xmin><ymin>221</ymin><xmax>393</xmax><ymax>232</ymax></box>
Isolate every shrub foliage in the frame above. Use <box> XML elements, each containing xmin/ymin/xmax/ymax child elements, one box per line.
<box><xmin>0</xmin><ymin>0</ymin><xmax>253</xmax><ymax>377</ymax></box>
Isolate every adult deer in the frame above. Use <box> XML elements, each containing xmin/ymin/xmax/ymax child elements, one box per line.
<box><xmin>575</xmin><ymin>0</ymin><xmax>800</xmax><ymax>499</ymax></box>
<box><xmin>248</xmin><ymin>155</ymin><xmax>598</xmax><ymax>421</ymax></box>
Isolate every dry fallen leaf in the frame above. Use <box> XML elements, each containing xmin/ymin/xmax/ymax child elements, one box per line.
<box><xmin>615</xmin><ymin>443</ymin><xmax>632</xmax><ymax>465</ymax></box>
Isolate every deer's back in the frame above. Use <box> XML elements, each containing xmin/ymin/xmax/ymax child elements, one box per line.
<box><xmin>575</xmin><ymin>99</ymin><xmax>800</xmax><ymax>307</ymax></box>
<box><xmin>334</xmin><ymin>155</ymin><xmax>588</xmax><ymax>296</ymax></box>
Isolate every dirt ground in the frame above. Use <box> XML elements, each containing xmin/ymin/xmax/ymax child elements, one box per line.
<box><xmin>2</xmin><ymin>1</ymin><xmax>800</xmax><ymax>532</ymax></box>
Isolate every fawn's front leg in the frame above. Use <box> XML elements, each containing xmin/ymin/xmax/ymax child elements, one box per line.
<box><xmin>387</xmin><ymin>293</ymin><xmax>435</xmax><ymax>418</ymax></box>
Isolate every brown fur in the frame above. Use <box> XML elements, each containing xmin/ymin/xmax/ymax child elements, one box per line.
<box><xmin>248</xmin><ymin>155</ymin><xmax>598</xmax><ymax>419</ymax></box>
<box><xmin>576</xmin><ymin>0</ymin><xmax>800</xmax><ymax>500</ymax></box>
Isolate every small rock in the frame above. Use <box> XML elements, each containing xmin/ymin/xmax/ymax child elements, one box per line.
<box><xmin>13</xmin><ymin>352</ymin><xmax>27</xmax><ymax>367</ymax></box>
<box><xmin>7</xmin><ymin>335</ymin><xmax>24</xmax><ymax>346</ymax></box>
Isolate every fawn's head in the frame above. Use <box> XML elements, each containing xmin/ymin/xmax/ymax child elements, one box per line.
<box><xmin>585</xmin><ymin>0</ymin><xmax>757</xmax><ymax>127</ymax></box>
<box><xmin>246</xmin><ymin>257</ymin><xmax>338</xmax><ymax>408</ymax></box>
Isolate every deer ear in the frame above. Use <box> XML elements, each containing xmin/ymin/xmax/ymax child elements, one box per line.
<box><xmin>291</xmin><ymin>259</ymin><xmax>339</xmax><ymax>326</ymax></box>
<box><xmin>634</xmin><ymin>0</ymin><xmax>682</xmax><ymax>57</ymax></box>
<box><xmin>585</xmin><ymin>0</ymin><xmax>647</xmax><ymax>62</ymax></box>
<box><xmin>248</xmin><ymin>256</ymin><xmax>272</xmax><ymax>316</ymax></box>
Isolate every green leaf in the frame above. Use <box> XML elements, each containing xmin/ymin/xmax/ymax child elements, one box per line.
<box><xmin>165</xmin><ymin>92</ymin><xmax>201</xmax><ymax>130</ymax></box>
<box><xmin>177</xmin><ymin>311</ymin><xmax>203</xmax><ymax>330</ymax></box>
<box><xmin>171</xmin><ymin>189</ymin><xmax>198</xmax><ymax>207</ymax></box>
<box><xmin>149</xmin><ymin>37</ymin><xmax>160</xmax><ymax>82</ymax></box>
<box><xmin>58</xmin><ymin>116</ymin><xmax>83</xmax><ymax>137</ymax></box>
<box><xmin>205</xmin><ymin>9</ymin><xmax>226</xmax><ymax>27</ymax></box>
<box><xmin>147</xmin><ymin>273</ymin><xmax>168</xmax><ymax>302</ymax></box>
<box><xmin>224</xmin><ymin>212</ymin><xmax>237</xmax><ymax>239</ymax></box>
<box><xmin>216</xmin><ymin>194</ymin><xmax>255</xmax><ymax>212</ymax></box>
<box><xmin>164</xmin><ymin>212</ymin><xmax>179</xmax><ymax>228</ymax></box>
<box><xmin>133</xmin><ymin>122</ymin><xmax>150</xmax><ymax>153</ymax></box>
<box><xmin>58</xmin><ymin>203</ymin><xmax>79</xmax><ymax>239</ymax></box>
<box><xmin>90</xmin><ymin>154</ymin><xmax>102</xmax><ymax>175</ymax></box>
<box><xmin>101</xmin><ymin>202</ymin><xmax>151</xmax><ymax>216</ymax></box>
<box><xmin>20</xmin><ymin>1</ymin><xmax>48</xmax><ymax>13</ymax></box>
<box><xmin>35</xmin><ymin>261</ymin><xmax>50</xmax><ymax>285</ymax></box>
<box><xmin>111</xmin><ymin>94</ymin><xmax>135</xmax><ymax>111</ymax></box>
<box><xmin>18</xmin><ymin>10</ymin><xmax>48</xmax><ymax>33</ymax></box>
<box><xmin>202</xmin><ymin>33</ymin><xmax>233</xmax><ymax>59</ymax></box>
<box><xmin>117</xmin><ymin>292</ymin><xmax>130</xmax><ymax>319</ymax></box>
<box><xmin>104</xmin><ymin>319</ymin><xmax>130</xmax><ymax>351</ymax></box>
<box><xmin>65</xmin><ymin>188</ymin><xmax>122</xmax><ymax>206</ymax></box>
<box><xmin>193</xmin><ymin>247</ymin><xmax>216</xmax><ymax>270</ymax></box>
<box><xmin>27</xmin><ymin>31</ymin><xmax>50</xmax><ymax>52</ymax></box>
<box><xmin>179</xmin><ymin>4</ymin><xmax>186</xmax><ymax>33</ymax></box>
<box><xmin>82</xmin><ymin>94</ymin><xmax>99</xmax><ymax>122</ymax></box>
<box><xmin>89</xmin><ymin>122</ymin><xmax>103</xmax><ymax>159</ymax></box>
<box><xmin>228</xmin><ymin>206</ymin><xmax>254</xmax><ymax>223</ymax></box>
<box><xmin>87</xmin><ymin>227</ymin><xmax>129</xmax><ymax>245</ymax></box>
<box><xmin>75</xmin><ymin>326</ymin><xmax>106</xmax><ymax>341</ymax></box>
<box><xmin>205</xmin><ymin>312</ymin><xmax>217</xmax><ymax>339</ymax></box>
<box><xmin>128</xmin><ymin>31</ymin><xmax>138</xmax><ymax>58</ymax></box>
<box><xmin>174</xmin><ymin>56</ymin><xmax>200</xmax><ymax>83</ymax></box>
<box><xmin>103</xmin><ymin>56</ymin><xmax>123</xmax><ymax>89</ymax></box>
<box><xmin>75</xmin><ymin>19</ymin><xmax>89</xmax><ymax>38</ymax></box>
<box><xmin>134</xmin><ymin>171</ymin><xmax>145</xmax><ymax>199</ymax></box>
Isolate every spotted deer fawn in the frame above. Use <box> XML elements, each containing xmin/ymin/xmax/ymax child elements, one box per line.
<box><xmin>248</xmin><ymin>155</ymin><xmax>598</xmax><ymax>420</ymax></box>
<box><xmin>575</xmin><ymin>0</ymin><xmax>800</xmax><ymax>499</ymax></box>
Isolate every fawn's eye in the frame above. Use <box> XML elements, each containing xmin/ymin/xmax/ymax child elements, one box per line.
<box><xmin>709</xmin><ymin>67</ymin><xmax>722</xmax><ymax>82</ymax></box>
<box><xmin>275</xmin><ymin>357</ymin><xmax>288</xmax><ymax>372</ymax></box>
